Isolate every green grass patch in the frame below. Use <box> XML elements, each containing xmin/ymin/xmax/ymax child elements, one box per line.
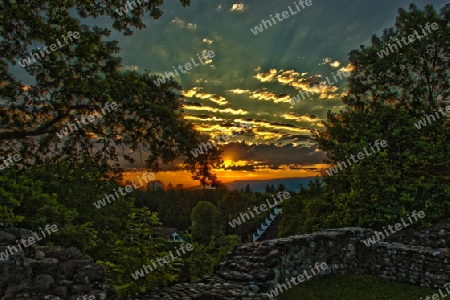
<box><xmin>279</xmin><ymin>274</ymin><xmax>435</xmax><ymax>300</ymax></box>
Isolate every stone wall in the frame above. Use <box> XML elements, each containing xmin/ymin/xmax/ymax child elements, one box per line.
<box><xmin>385</xmin><ymin>219</ymin><xmax>450</xmax><ymax>249</ymax></box>
<box><xmin>143</xmin><ymin>227</ymin><xmax>449</xmax><ymax>299</ymax></box>
<box><xmin>2</xmin><ymin>223</ymin><xmax>448</xmax><ymax>299</ymax></box>
<box><xmin>215</xmin><ymin>227</ymin><xmax>449</xmax><ymax>292</ymax></box>
<box><xmin>0</xmin><ymin>223</ymin><xmax>117</xmax><ymax>300</ymax></box>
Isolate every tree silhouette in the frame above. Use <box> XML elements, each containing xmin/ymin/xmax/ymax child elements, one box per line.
<box><xmin>0</xmin><ymin>0</ymin><xmax>221</xmax><ymax>185</ymax></box>
<box><xmin>276</xmin><ymin>183</ymin><xmax>286</xmax><ymax>192</ymax></box>
<box><xmin>312</xmin><ymin>4</ymin><xmax>450</xmax><ymax>228</ymax></box>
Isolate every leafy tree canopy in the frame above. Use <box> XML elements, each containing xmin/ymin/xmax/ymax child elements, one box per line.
<box><xmin>0</xmin><ymin>0</ymin><xmax>223</xmax><ymax>185</ymax></box>
<box><xmin>190</xmin><ymin>201</ymin><xmax>222</xmax><ymax>245</ymax></box>
<box><xmin>312</xmin><ymin>4</ymin><xmax>450</xmax><ymax>229</ymax></box>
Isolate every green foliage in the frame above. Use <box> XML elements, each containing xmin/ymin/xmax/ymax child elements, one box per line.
<box><xmin>209</xmin><ymin>234</ymin><xmax>241</xmax><ymax>265</ymax></box>
<box><xmin>177</xmin><ymin>236</ymin><xmax>215</xmax><ymax>282</ymax></box>
<box><xmin>97</xmin><ymin>207</ymin><xmax>182</xmax><ymax>298</ymax></box>
<box><xmin>218</xmin><ymin>190</ymin><xmax>247</xmax><ymax>233</ymax></box>
<box><xmin>0</xmin><ymin>168</ymin><xmax>75</xmax><ymax>245</ymax></box>
<box><xmin>135</xmin><ymin>188</ymin><xmax>229</xmax><ymax>230</ymax></box>
<box><xmin>0</xmin><ymin>171</ymin><xmax>40</xmax><ymax>224</ymax></box>
<box><xmin>22</xmin><ymin>158</ymin><xmax>131</xmax><ymax>254</ymax></box>
<box><xmin>310</xmin><ymin>4</ymin><xmax>450</xmax><ymax>230</ymax></box>
<box><xmin>177</xmin><ymin>232</ymin><xmax>240</xmax><ymax>282</ymax></box>
<box><xmin>191</xmin><ymin>201</ymin><xmax>222</xmax><ymax>245</ymax></box>
<box><xmin>279</xmin><ymin>178</ymin><xmax>325</xmax><ymax>236</ymax></box>
<box><xmin>136</xmin><ymin>187</ymin><xmax>271</xmax><ymax>242</ymax></box>
<box><xmin>137</xmin><ymin>187</ymin><xmax>274</xmax><ymax>242</ymax></box>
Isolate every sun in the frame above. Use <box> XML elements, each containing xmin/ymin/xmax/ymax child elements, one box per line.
<box><xmin>222</xmin><ymin>159</ymin><xmax>234</xmax><ymax>168</ymax></box>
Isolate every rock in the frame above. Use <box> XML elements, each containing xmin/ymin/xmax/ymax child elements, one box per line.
<box><xmin>0</xmin><ymin>232</ymin><xmax>17</xmax><ymax>245</ymax></box>
<box><xmin>34</xmin><ymin>274</ymin><xmax>54</xmax><ymax>292</ymax></box>
<box><xmin>0</xmin><ymin>223</ymin><xmax>117</xmax><ymax>299</ymax></box>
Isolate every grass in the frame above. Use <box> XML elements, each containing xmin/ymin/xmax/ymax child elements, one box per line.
<box><xmin>279</xmin><ymin>274</ymin><xmax>435</xmax><ymax>300</ymax></box>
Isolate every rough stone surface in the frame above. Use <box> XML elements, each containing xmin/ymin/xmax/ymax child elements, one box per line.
<box><xmin>385</xmin><ymin>219</ymin><xmax>450</xmax><ymax>249</ymax></box>
<box><xmin>0</xmin><ymin>223</ymin><xmax>117</xmax><ymax>300</ymax></box>
<box><xmin>142</xmin><ymin>227</ymin><xmax>449</xmax><ymax>299</ymax></box>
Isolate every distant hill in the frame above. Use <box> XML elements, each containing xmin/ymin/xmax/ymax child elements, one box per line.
<box><xmin>222</xmin><ymin>177</ymin><xmax>321</xmax><ymax>193</ymax></box>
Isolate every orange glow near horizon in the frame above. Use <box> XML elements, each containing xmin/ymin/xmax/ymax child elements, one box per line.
<box><xmin>121</xmin><ymin>164</ymin><xmax>327</xmax><ymax>189</ymax></box>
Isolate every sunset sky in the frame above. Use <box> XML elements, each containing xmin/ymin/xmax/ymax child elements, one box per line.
<box><xmin>14</xmin><ymin>0</ymin><xmax>448</xmax><ymax>188</ymax></box>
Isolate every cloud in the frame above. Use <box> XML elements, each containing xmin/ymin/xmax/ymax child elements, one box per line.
<box><xmin>227</xmin><ymin>89</ymin><xmax>251</xmax><ymax>94</ymax></box>
<box><xmin>254</xmin><ymin>68</ymin><xmax>307</xmax><ymax>84</ymax></box>
<box><xmin>319</xmin><ymin>58</ymin><xmax>342</xmax><ymax>68</ymax></box>
<box><xmin>252</xmin><ymin>130</ymin><xmax>281</xmax><ymax>141</ymax></box>
<box><xmin>339</xmin><ymin>63</ymin><xmax>354</xmax><ymax>73</ymax></box>
<box><xmin>184</xmin><ymin>115</ymin><xmax>224</xmax><ymax>122</ymax></box>
<box><xmin>202</xmin><ymin>58</ymin><xmax>213</xmax><ymax>65</ymax></box>
<box><xmin>230</xmin><ymin>3</ymin><xmax>245</xmax><ymax>12</ymax></box>
<box><xmin>223</xmin><ymin>164</ymin><xmax>256</xmax><ymax>171</ymax></box>
<box><xmin>194</xmin><ymin>78</ymin><xmax>222</xmax><ymax>84</ymax></box>
<box><xmin>276</xmin><ymin>70</ymin><xmax>304</xmax><ymax>84</ymax></box>
<box><xmin>190</xmin><ymin>117</ymin><xmax>311</xmax><ymax>144</ymax></box>
<box><xmin>219</xmin><ymin>108</ymin><xmax>249</xmax><ymax>115</ymax></box>
<box><xmin>250</xmin><ymin>90</ymin><xmax>291</xmax><ymax>103</ymax></box>
<box><xmin>208</xmin><ymin>95</ymin><xmax>228</xmax><ymax>106</ymax></box>
<box><xmin>255</xmin><ymin>68</ymin><xmax>320</xmax><ymax>90</ymax></box>
<box><xmin>192</xmin><ymin>123</ymin><xmax>253</xmax><ymax>139</ymax></box>
<box><xmin>171</xmin><ymin>18</ymin><xmax>197</xmax><ymax>29</ymax></box>
<box><xmin>195</xmin><ymin>93</ymin><xmax>213</xmax><ymax>99</ymax></box>
<box><xmin>255</xmin><ymin>69</ymin><xmax>277</xmax><ymax>82</ymax></box>
<box><xmin>251</xmin><ymin>120</ymin><xmax>310</xmax><ymax>135</ymax></box>
<box><xmin>281</xmin><ymin>113</ymin><xmax>319</xmax><ymax>123</ymax></box>
<box><xmin>181</xmin><ymin>89</ymin><xmax>199</xmax><ymax>97</ymax></box>
<box><xmin>183</xmin><ymin>104</ymin><xmax>248</xmax><ymax>115</ymax></box>
<box><xmin>319</xmin><ymin>57</ymin><xmax>332</xmax><ymax>65</ymax></box>
<box><xmin>171</xmin><ymin>18</ymin><xmax>185</xmax><ymax>27</ymax></box>
<box><xmin>203</xmin><ymin>38</ymin><xmax>213</xmax><ymax>45</ymax></box>
<box><xmin>219</xmin><ymin>143</ymin><xmax>327</xmax><ymax>168</ymax></box>
<box><xmin>330</xmin><ymin>61</ymin><xmax>341</xmax><ymax>68</ymax></box>
<box><xmin>319</xmin><ymin>93</ymin><xmax>337</xmax><ymax>99</ymax></box>
<box><xmin>182</xmin><ymin>89</ymin><xmax>228</xmax><ymax>105</ymax></box>
<box><xmin>186</xmin><ymin>23</ymin><xmax>197</xmax><ymax>29</ymax></box>
<box><xmin>180</xmin><ymin>66</ymin><xmax>343</xmax><ymax>146</ymax></box>
<box><xmin>183</xmin><ymin>104</ymin><xmax>211</xmax><ymax>111</ymax></box>
<box><xmin>252</xmin><ymin>67</ymin><xmax>345</xmax><ymax>103</ymax></box>
<box><xmin>290</xmin><ymin>76</ymin><xmax>339</xmax><ymax>95</ymax></box>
